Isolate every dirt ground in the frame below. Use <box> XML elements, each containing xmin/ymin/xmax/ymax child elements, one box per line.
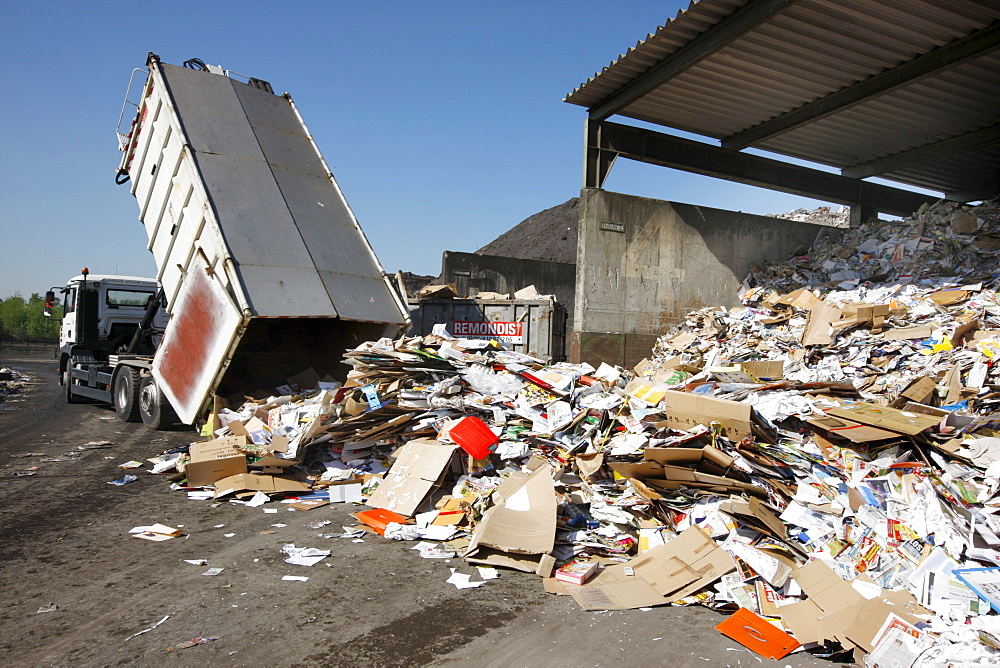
<box><xmin>0</xmin><ymin>348</ymin><xmax>849</xmax><ymax>667</ymax></box>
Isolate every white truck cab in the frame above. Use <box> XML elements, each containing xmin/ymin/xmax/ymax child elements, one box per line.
<box><xmin>49</xmin><ymin>268</ymin><xmax>172</xmax><ymax>426</ymax></box>
<box><xmin>57</xmin><ymin>272</ymin><xmax>167</xmax><ymax>352</ymax></box>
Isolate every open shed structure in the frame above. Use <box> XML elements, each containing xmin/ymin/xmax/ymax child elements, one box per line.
<box><xmin>564</xmin><ymin>0</ymin><xmax>999</xmax><ymax>367</ymax></box>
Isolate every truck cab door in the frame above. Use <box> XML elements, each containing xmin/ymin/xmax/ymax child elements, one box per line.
<box><xmin>61</xmin><ymin>287</ymin><xmax>77</xmax><ymax>346</ymax></box>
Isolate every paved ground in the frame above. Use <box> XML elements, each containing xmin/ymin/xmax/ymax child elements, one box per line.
<box><xmin>0</xmin><ymin>349</ymin><xmax>850</xmax><ymax>666</ymax></box>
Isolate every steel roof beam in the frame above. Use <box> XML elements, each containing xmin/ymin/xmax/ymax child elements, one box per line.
<box><xmin>590</xmin><ymin>121</ymin><xmax>941</xmax><ymax>216</ymax></box>
<box><xmin>588</xmin><ymin>0</ymin><xmax>799</xmax><ymax>122</ymax></box>
<box><xmin>722</xmin><ymin>22</ymin><xmax>1000</xmax><ymax>151</ymax></box>
<box><xmin>947</xmin><ymin>185</ymin><xmax>999</xmax><ymax>203</ymax></box>
<box><xmin>842</xmin><ymin>125</ymin><xmax>1000</xmax><ymax>179</ymax></box>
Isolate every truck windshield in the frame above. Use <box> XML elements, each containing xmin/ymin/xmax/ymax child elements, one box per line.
<box><xmin>107</xmin><ymin>289</ymin><xmax>155</xmax><ymax>307</ymax></box>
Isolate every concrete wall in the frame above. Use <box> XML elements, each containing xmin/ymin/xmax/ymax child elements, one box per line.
<box><xmin>572</xmin><ymin>188</ymin><xmax>831</xmax><ymax>367</ymax></box>
<box><xmin>440</xmin><ymin>251</ymin><xmax>577</xmax><ymax>332</ymax></box>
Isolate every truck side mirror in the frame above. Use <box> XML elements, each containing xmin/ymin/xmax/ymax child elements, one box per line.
<box><xmin>43</xmin><ymin>291</ymin><xmax>55</xmax><ymax>317</ymax></box>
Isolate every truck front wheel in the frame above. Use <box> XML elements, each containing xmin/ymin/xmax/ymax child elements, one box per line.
<box><xmin>63</xmin><ymin>365</ymin><xmax>82</xmax><ymax>404</ymax></box>
<box><xmin>138</xmin><ymin>375</ymin><xmax>177</xmax><ymax>430</ymax></box>
<box><xmin>113</xmin><ymin>368</ymin><xmax>142</xmax><ymax>422</ymax></box>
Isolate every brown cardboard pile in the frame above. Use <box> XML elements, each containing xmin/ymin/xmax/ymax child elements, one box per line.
<box><xmin>139</xmin><ymin>199</ymin><xmax>1000</xmax><ymax>666</ymax></box>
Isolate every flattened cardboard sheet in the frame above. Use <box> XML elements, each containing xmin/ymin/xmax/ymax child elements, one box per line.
<box><xmin>464</xmin><ymin>467</ymin><xmax>556</xmax><ymax>573</ymax></box>
<box><xmin>826</xmin><ymin>402</ymin><xmax>940</xmax><ymax>435</ymax></box>
<box><xmin>214</xmin><ymin>472</ymin><xmax>310</xmax><ymax>498</ymax></box>
<box><xmin>366</xmin><ymin>438</ymin><xmax>459</xmax><ymax>516</ymax></box>
<box><xmin>568</xmin><ymin>526</ymin><xmax>734</xmax><ymax>610</ymax></box>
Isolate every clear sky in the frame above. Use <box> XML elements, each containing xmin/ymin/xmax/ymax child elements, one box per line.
<box><xmin>0</xmin><ymin>1</ymin><xmax>931</xmax><ymax>299</ymax></box>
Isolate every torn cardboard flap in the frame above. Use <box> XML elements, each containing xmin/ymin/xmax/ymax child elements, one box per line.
<box><xmin>568</xmin><ymin>526</ymin><xmax>734</xmax><ymax>610</ymax></box>
<box><xmin>775</xmin><ymin>288</ymin><xmax>822</xmax><ymax>311</ymax></box>
<box><xmin>882</xmin><ymin>325</ymin><xmax>934</xmax><ymax>341</ymax></box>
<box><xmin>214</xmin><ymin>472</ymin><xmax>311</xmax><ymax>498</ymax></box>
<box><xmin>720</xmin><ymin>497</ymin><xmax>788</xmax><ymax>541</ymax></box>
<box><xmin>249</xmin><ymin>455</ymin><xmax>297</xmax><ymax>475</ymax></box>
<box><xmin>464</xmin><ymin>466</ymin><xmax>557</xmax><ymax>574</ymax></box>
<box><xmin>366</xmin><ymin>438</ymin><xmax>459</xmax><ymax>517</ymax></box>
<box><xmin>802</xmin><ymin>301</ymin><xmax>841</xmax><ymax>346</ymax></box>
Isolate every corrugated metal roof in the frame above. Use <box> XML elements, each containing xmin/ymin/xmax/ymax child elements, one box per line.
<box><xmin>566</xmin><ymin>0</ymin><xmax>1000</xmax><ymax>201</ymax></box>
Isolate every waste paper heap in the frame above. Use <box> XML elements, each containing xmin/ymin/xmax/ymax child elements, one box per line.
<box><xmin>0</xmin><ymin>366</ymin><xmax>31</xmax><ymax>404</ymax></box>
<box><xmin>147</xmin><ymin>200</ymin><xmax>1000</xmax><ymax>666</ymax></box>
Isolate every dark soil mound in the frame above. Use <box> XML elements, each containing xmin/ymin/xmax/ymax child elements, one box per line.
<box><xmin>476</xmin><ymin>198</ymin><xmax>579</xmax><ymax>264</ymax></box>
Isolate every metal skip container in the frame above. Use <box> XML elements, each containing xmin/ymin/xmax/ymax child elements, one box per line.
<box><xmin>407</xmin><ymin>299</ymin><xmax>566</xmax><ymax>362</ymax></box>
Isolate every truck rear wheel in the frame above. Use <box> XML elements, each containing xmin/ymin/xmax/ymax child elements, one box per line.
<box><xmin>113</xmin><ymin>368</ymin><xmax>142</xmax><ymax>422</ymax></box>
<box><xmin>138</xmin><ymin>375</ymin><xmax>177</xmax><ymax>430</ymax></box>
<box><xmin>63</xmin><ymin>365</ymin><xmax>82</xmax><ymax>404</ymax></box>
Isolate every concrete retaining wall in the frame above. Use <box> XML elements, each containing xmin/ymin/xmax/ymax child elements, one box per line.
<box><xmin>572</xmin><ymin>188</ymin><xmax>832</xmax><ymax>367</ymax></box>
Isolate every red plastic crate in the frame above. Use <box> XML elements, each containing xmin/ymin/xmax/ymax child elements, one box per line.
<box><xmin>448</xmin><ymin>416</ymin><xmax>499</xmax><ymax>459</ymax></box>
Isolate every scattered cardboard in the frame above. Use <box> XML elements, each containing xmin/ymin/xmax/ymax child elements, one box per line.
<box><xmin>805</xmin><ymin>414</ymin><xmax>904</xmax><ymax>443</ymax></box>
<box><xmin>780</xmin><ymin>598</ymin><xmax>828</xmax><ymax>644</ymax></box>
<box><xmin>418</xmin><ymin>284</ymin><xmax>457</xmax><ymax>300</ymax></box>
<box><xmin>214</xmin><ymin>473</ymin><xmax>310</xmax><ymax>498</ymax></box>
<box><xmin>899</xmin><ymin>376</ymin><xmax>937</xmax><ymax>404</ymax></box>
<box><xmin>741</xmin><ymin>360</ymin><xmax>784</xmax><ymax>381</ymax></box>
<box><xmin>882</xmin><ymin>325</ymin><xmax>934</xmax><ymax>341</ymax></box>
<box><xmin>366</xmin><ymin>438</ymin><xmax>459</xmax><ymax>517</ymax></box>
<box><xmin>927</xmin><ymin>290</ymin><xmax>971</xmax><ymax>306</ymax></box>
<box><xmin>775</xmin><ymin>288</ymin><xmax>822</xmax><ymax>311</ymax></box>
<box><xmin>568</xmin><ymin>526</ymin><xmax>734</xmax><ymax>610</ymax></box>
<box><xmin>464</xmin><ymin>467</ymin><xmax>556</xmax><ymax>574</ymax></box>
<box><xmin>826</xmin><ymin>402</ymin><xmax>941</xmax><ymax>435</ymax></box>
<box><xmin>802</xmin><ymin>301</ymin><xmax>841</xmax><ymax>346</ymax></box>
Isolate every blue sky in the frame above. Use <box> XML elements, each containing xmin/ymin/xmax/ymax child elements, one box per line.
<box><xmin>0</xmin><ymin>1</ymin><xmax>924</xmax><ymax>299</ymax></box>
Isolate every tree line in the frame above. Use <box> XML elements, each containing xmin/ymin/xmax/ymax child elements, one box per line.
<box><xmin>0</xmin><ymin>293</ymin><xmax>62</xmax><ymax>342</ymax></box>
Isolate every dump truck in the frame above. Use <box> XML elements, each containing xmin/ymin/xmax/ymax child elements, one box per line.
<box><xmin>51</xmin><ymin>53</ymin><xmax>409</xmax><ymax>429</ymax></box>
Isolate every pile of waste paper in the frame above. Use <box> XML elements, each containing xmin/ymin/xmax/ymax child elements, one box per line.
<box><xmin>0</xmin><ymin>366</ymin><xmax>31</xmax><ymax>404</ymax></box>
<box><xmin>146</xmin><ymin>200</ymin><xmax>1000</xmax><ymax>666</ymax></box>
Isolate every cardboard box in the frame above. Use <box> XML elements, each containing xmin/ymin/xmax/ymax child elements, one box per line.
<box><xmin>464</xmin><ymin>466</ymin><xmax>556</xmax><ymax>574</ymax></box>
<box><xmin>659</xmin><ymin>391</ymin><xmax>753</xmax><ymax>440</ymax></box>
<box><xmin>186</xmin><ymin>436</ymin><xmax>248</xmax><ymax>487</ymax></box>
<box><xmin>365</xmin><ymin>438</ymin><xmax>459</xmax><ymax>516</ymax></box>
<box><xmin>213</xmin><ymin>472</ymin><xmax>310</xmax><ymax>498</ymax></box>
<box><xmin>740</xmin><ymin>360</ymin><xmax>784</xmax><ymax>381</ymax></box>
